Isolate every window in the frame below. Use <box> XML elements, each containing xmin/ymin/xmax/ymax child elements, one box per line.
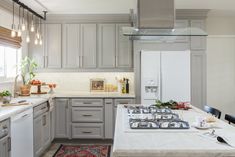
<box><xmin>0</xmin><ymin>45</ymin><xmax>22</xmax><ymax>81</ymax></box>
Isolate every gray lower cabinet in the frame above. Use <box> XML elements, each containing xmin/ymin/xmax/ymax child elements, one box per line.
<box><xmin>45</xmin><ymin>24</ymin><xmax>62</xmax><ymax>69</ymax></box>
<box><xmin>0</xmin><ymin>135</ymin><xmax>10</xmax><ymax>157</ymax></box>
<box><xmin>55</xmin><ymin>99</ymin><xmax>69</xmax><ymax>138</ymax></box>
<box><xmin>50</xmin><ymin>104</ymin><xmax>56</xmax><ymax>142</ymax></box>
<box><xmin>72</xmin><ymin>123</ymin><xmax>104</xmax><ymax>139</ymax></box>
<box><xmin>71</xmin><ymin>99</ymin><xmax>104</xmax><ymax>139</ymax></box>
<box><xmin>33</xmin><ymin>102</ymin><xmax>51</xmax><ymax>157</ymax></box>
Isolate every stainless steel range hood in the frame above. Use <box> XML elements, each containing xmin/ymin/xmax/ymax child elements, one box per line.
<box><xmin>123</xmin><ymin>0</ymin><xmax>207</xmax><ymax>37</ymax></box>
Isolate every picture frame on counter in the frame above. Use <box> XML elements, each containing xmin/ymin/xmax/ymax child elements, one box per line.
<box><xmin>90</xmin><ymin>78</ymin><xmax>106</xmax><ymax>92</ymax></box>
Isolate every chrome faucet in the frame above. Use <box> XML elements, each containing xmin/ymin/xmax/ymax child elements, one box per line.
<box><xmin>14</xmin><ymin>74</ymin><xmax>23</xmax><ymax>98</ymax></box>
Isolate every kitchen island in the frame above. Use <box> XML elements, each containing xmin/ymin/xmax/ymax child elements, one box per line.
<box><xmin>113</xmin><ymin>105</ymin><xmax>235</xmax><ymax>157</ymax></box>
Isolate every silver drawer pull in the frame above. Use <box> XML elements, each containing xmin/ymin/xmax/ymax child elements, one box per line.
<box><xmin>41</xmin><ymin>107</ymin><xmax>47</xmax><ymax>110</ymax></box>
<box><xmin>82</xmin><ymin>115</ymin><xmax>92</xmax><ymax>117</ymax></box>
<box><xmin>106</xmin><ymin>103</ymin><xmax>112</xmax><ymax>104</ymax></box>
<box><xmin>82</xmin><ymin>131</ymin><xmax>92</xmax><ymax>134</ymax></box>
<box><xmin>83</xmin><ymin>102</ymin><xmax>92</xmax><ymax>105</ymax></box>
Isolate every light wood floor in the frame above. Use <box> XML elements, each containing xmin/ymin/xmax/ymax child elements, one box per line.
<box><xmin>42</xmin><ymin>139</ymin><xmax>113</xmax><ymax>157</ymax></box>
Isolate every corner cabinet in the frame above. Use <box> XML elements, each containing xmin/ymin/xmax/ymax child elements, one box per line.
<box><xmin>98</xmin><ymin>23</ymin><xmax>133</xmax><ymax>70</ymax></box>
<box><xmin>44</xmin><ymin>24</ymin><xmax>62</xmax><ymax>69</ymax></box>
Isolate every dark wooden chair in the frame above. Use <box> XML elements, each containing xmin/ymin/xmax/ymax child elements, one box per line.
<box><xmin>225</xmin><ymin>114</ymin><xmax>235</xmax><ymax>124</ymax></box>
<box><xmin>204</xmin><ymin>105</ymin><xmax>221</xmax><ymax>119</ymax></box>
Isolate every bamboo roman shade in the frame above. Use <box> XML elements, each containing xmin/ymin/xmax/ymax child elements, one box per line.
<box><xmin>0</xmin><ymin>26</ymin><xmax>22</xmax><ymax>49</ymax></box>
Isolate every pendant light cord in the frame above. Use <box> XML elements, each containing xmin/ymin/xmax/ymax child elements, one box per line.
<box><xmin>12</xmin><ymin>2</ymin><xmax>15</xmax><ymax>27</ymax></box>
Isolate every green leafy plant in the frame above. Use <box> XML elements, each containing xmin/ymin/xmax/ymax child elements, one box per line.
<box><xmin>0</xmin><ymin>90</ymin><xmax>12</xmax><ymax>97</ymax></box>
<box><xmin>21</xmin><ymin>57</ymin><xmax>38</xmax><ymax>85</ymax></box>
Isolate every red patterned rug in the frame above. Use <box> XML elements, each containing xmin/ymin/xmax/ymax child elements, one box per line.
<box><xmin>53</xmin><ymin>145</ymin><xmax>111</xmax><ymax>157</ymax></box>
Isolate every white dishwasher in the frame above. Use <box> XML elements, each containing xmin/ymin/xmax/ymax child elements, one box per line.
<box><xmin>11</xmin><ymin>108</ymin><xmax>33</xmax><ymax>157</ymax></box>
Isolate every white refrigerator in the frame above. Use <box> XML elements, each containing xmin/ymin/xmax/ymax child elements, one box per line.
<box><xmin>141</xmin><ymin>50</ymin><xmax>191</xmax><ymax>104</ymax></box>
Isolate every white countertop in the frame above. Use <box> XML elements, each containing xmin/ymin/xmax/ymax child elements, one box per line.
<box><xmin>0</xmin><ymin>92</ymin><xmax>135</xmax><ymax>122</ymax></box>
<box><xmin>113</xmin><ymin>105</ymin><xmax>235</xmax><ymax>157</ymax></box>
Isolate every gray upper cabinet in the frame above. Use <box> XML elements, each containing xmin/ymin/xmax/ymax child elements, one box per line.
<box><xmin>190</xmin><ymin>20</ymin><xmax>206</xmax><ymax>50</ymax></box>
<box><xmin>98</xmin><ymin>24</ymin><xmax>116</xmax><ymax>68</ymax></box>
<box><xmin>45</xmin><ymin>24</ymin><xmax>62</xmax><ymax>69</ymax></box>
<box><xmin>62</xmin><ymin>24</ymin><xmax>80</xmax><ymax>68</ymax></box>
<box><xmin>116</xmin><ymin>24</ymin><xmax>133</xmax><ymax>68</ymax></box>
<box><xmin>81</xmin><ymin>24</ymin><xmax>97</xmax><ymax>68</ymax></box>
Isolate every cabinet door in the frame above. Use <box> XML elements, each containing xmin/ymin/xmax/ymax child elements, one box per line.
<box><xmin>50</xmin><ymin>107</ymin><xmax>56</xmax><ymax>142</ymax></box>
<box><xmin>33</xmin><ymin>116</ymin><xmax>43</xmax><ymax>157</ymax></box>
<box><xmin>81</xmin><ymin>24</ymin><xmax>97</xmax><ymax>68</ymax></box>
<box><xmin>98</xmin><ymin>24</ymin><xmax>116</xmax><ymax>68</ymax></box>
<box><xmin>0</xmin><ymin>136</ymin><xmax>10</xmax><ymax>157</ymax></box>
<box><xmin>116</xmin><ymin>24</ymin><xmax>133</xmax><ymax>68</ymax></box>
<box><xmin>63</xmin><ymin>24</ymin><xmax>80</xmax><ymax>68</ymax></box>
<box><xmin>55</xmin><ymin>99</ymin><xmax>69</xmax><ymax>138</ymax></box>
<box><xmin>104</xmin><ymin>99</ymin><xmax>113</xmax><ymax>139</ymax></box>
<box><xmin>45</xmin><ymin>24</ymin><xmax>62</xmax><ymax>68</ymax></box>
<box><xmin>42</xmin><ymin>112</ymin><xmax>50</xmax><ymax>147</ymax></box>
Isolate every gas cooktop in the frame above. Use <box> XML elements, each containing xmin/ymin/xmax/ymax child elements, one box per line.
<box><xmin>126</xmin><ymin>105</ymin><xmax>190</xmax><ymax>129</ymax></box>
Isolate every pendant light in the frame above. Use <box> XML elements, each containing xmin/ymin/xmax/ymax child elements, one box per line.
<box><xmin>36</xmin><ymin>18</ymin><xmax>40</xmax><ymax>39</ymax></box>
<box><xmin>21</xmin><ymin>8</ymin><xmax>26</xmax><ymax>31</ymax></box>
<box><xmin>17</xmin><ymin>6</ymin><xmax>22</xmax><ymax>37</ymax></box>
<box><xmin>34</xmin><ymin>18</ymin><xmax>38</xmax><ymax>45</ymax></box>
<box><xmin>11</xmin><ymin>2</ymin><xmax>16</xmax><ymax>37</ymax></box>
<box><xmin>26</xmin><ymin>11</ymin><xmax>30</xmax><ymax>43</ymax></box>
<box><xmin>39</xmin><ymin>18</ymin><xmax>43</xmax><ymax>45</ymax></box>
<box><xmin>30</xmin><ymin>14</ymin><xmax>35</xmax><ymax>32</ymax></box>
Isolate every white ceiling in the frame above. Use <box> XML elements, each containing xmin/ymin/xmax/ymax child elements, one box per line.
<box><xmin>17</xmin><ymin>0</ymin><xmax>235</xmax><ymax>14</ymax></box>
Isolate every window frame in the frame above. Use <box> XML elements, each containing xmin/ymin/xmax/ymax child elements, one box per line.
<box><xmin>0</xmin><ymin>45</ymin><xmax>22</xmax><ymax>82</ymax></box>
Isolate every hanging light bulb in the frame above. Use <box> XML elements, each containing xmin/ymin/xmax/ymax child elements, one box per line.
<box><xmin>17</xmin><ymin>6</ymin><xmax>22</xmax><ymax>37</ymax></box>
<box><xmin>36</xmin><ymin>18</ymin><xmax>40</xmax><ymax>39</ymax></box>
<box><xmin>26</xmin><ymin>11</ymin><xmax>30</xmax><ymax>43</ymax></box>
<box><xmin>21</xmin><ymin>8</ymin><xmax>26</xmax><ymax>31</ymax></box>
<box><xmin>30</xmin><ymin>14</ymin><xmax>35</xmax><ymax>32</ymax></box>
<box><xmin>39</xmin><ymin>37</ymin><xmax>43</xmax><ymax>45</ymax></box>
<box><xmin>11</xmin><ymin>2</ymin><xmax>16</xmax><ymax>37</ymax></box>
<box><xmin>34</xmin><ymin>37</ymin><xmax>38</xmax><ymax>45</ymax></box>
<box><xmin>26</xmin><ymin>33</ymin><xmax>30</xmax><ymax>43</ymax></box>
<box><xmin>38</xmin><ymin>18</ymin><xmax>43</xmax><ymax>46</ymax></box>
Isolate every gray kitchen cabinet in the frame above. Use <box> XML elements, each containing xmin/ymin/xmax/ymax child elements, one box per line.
<box><xmin>45</xmin><ymin>24</ymin><xmax>62</xmax><ymax>68</ymax></box>
<box><xmin>116</xmin><ymin>24</ymin><xmax>133</xmax><ymax>68</ymax></box>
<box><xmin>81</xmin><ymin>24</ymin><xmax>97</xmax><ymax>68</ymax></box>
<box><xmin>33</xmin><ymin>115</ymin><xmax>43</xmax><ymax>157</ymax></box>
<box><xmin>190</xmin><ymin>20</ymin><xmax>206</xmax><ymax>50</ymax></box>
<box><xmin>50</xmin><ymin>104</ymin><xmax>56</xmax><ymax>142</ymax></box>
<box><xmin>104</xmin><ymin>99</ymin><xmax>114</xmax><ymax>139</ymax></box>
<box><xmin>62</xmin><ymin>24</ymin><xmax>80</xmax><ymax>68</ymax></box>
<box><xmin>98</xmin><ymin>24</ymin><xmax>116</xmax><ymax>68</ymax></box>
<box><xmin>0</xmin><ymin>136</ymin><xmax>10</xmax><ymax>157</ymax></box>
<box><xmin>55</xmin><ymin>99</ymin><xmax>69</xmax><ymax>138</ymax></box>
<box><xmin>71</xmin><ymin>123</ymin><xmax>104</xmax><ymax>139</ymax></box>
<box><xmin>42</xmin><ymin>112</ymin><xmax>51</xmax><ymax>147</ymax></box>
<box><xmin>72</xmin><ymin>107</ymin><xmax>103</xmax><ymax>123</ymax></box>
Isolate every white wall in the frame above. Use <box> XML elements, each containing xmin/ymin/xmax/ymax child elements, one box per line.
<box><xmin>206</xmin><ymin>15</ymin><xmax>235</xmax><ymax>119</ymax></box>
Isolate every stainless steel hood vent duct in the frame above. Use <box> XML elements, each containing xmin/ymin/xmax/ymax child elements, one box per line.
<box><xmin>123</xmin><ymin>0</ymin><xmax>207</xmax><ymax>37</ymax></box>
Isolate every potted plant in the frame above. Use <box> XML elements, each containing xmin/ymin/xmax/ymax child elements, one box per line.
<box><xmin>0</xmin><ymin>90</ymin><xmax>12</xmax><ymax>104</ymax></box>
<box><xmin>20</xmin><ymin>57</ymin><xmax>38</xmax><ymax>95</ymax></box>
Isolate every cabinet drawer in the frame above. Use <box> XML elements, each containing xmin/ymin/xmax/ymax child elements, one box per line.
<box><xmin>71</xmin><ymin>99</ymin><xmax>103</xmax><ymax>107</ymax></box>
<box><xmin>72</xmin><ymin>107</ymin><xmax>103</xmax><ymax>122</ymax></box>
<box><xmin>114</xmin><ymin>99</ymin><xmax>135</xmax><ymax>107</ymax></box>
<box><xmin>34</xmin><ymin>102</ymin><xmax>48</xmax><ymax>118</ymax></box>
<box><xmin>72</xmin><ymin>123</ymin><xmax>104</xmax><ymax>139</ymax></box>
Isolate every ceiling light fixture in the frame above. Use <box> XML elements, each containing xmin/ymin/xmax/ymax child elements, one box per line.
<box><xmin>17</xmin><ymin>6</ymin><xmax>22</xmax><ymax>37</ymax></box>
<box><xmin>11</xmin><ymin>1</ymin><xmax>16</xmax><ymax>37</ymax></box>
